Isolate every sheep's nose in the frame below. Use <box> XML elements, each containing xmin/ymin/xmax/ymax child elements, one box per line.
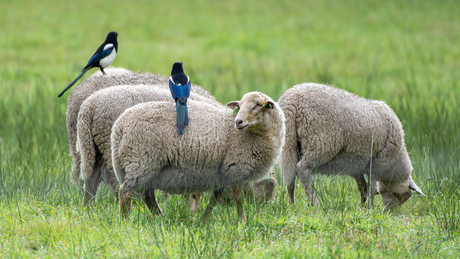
<box><xmin>235</xmin><ymin>118</ymin><xmax>248</xmax><ymax>130</ymax></box>
<box><xmin>235</xmin><ymin>118</ymin><xmax>243</xmax><ymax>126</ymax></box>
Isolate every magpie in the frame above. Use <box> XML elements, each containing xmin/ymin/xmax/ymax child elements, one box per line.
<box><xmin>169</xmin><ymin>62</ymin><xmax>191</xmax><ymax>135</ymax></box>
<box><xmin>58</xmin><ymin>31</ymin><xmax>119</xmax><ymax>97</ymax></box>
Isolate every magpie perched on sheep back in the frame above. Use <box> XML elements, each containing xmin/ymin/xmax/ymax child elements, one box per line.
<box><xmin>58</xmin><ymin>31</ymin><xmax>119</xmax><ymax>97</ymax></box>
<box><xmin>169</xmin><ymin>62</ymin><xmax>191</xmax><ymax>135</ymax></box>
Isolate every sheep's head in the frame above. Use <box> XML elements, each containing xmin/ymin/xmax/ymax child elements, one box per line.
<box><xmin>378</xmin><ymin>177</ymin><xmax>425</xmax><ymax>211</ymax></box>
<box><xmin>252</xmin><ymin>171</ymin><xmax>277</xmax><ymax>203</ymax></box>
<box><xmin>227</xmin><ymin>92</ymin><xmax>277</xmax><ymax>134</ymax></box>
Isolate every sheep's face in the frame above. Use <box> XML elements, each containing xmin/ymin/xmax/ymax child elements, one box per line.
<box><xmin>378</xmin><ymin>177</ymin><xmax>425</xmax><ymax>211</ymax></box>
<box><xmin>227</xmin><ymin>92</ymin><xmax>276</xmax><ymax>134</ymax></box>
<box><xmin>379</xmin><ymin>187</ymin><xmax>412</xmax><ymax>211</ymax></box>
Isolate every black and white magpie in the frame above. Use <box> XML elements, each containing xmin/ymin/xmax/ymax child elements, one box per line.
<box><xmin>58</xmin><ymin>31</ymin><xmax>119</xmax><ymax>97</ymax></box>
<box><xmin>169</xmin><ymin>62</ymin><xmax>191</xmax><ymax>135</ymax></box>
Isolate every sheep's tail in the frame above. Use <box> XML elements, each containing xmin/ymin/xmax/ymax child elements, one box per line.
<box><xmin>69</xmin><ymin>134</ymin><xmax>83</xmax><ymax>186</ymax></box>
<box><xmin>279</xmin><ymin>106</ymin><xmax>298</xmax><ymax>187</ymax></box>
<box><xmin>77</xmin><ymin>104</ymin><xmax>98</xmax><ymax>183</ymax></box>
<box><xmin>69</xmin><ymin>118</ymin><xmax>82</xmax><ymax>186</ymax></box>
<box><xmin>111</xmin><ymin>119</ymin><xmax>125</xmax><ymax>185</ymax></box>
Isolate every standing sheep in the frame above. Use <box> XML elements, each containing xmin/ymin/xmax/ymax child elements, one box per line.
<box><xmin>77</xmin><ymin>84</ymin><xmax>223</xmax><ymax>205</ymax></box>
<box><xmin>65</xmin><ymin>71</ymin><xmax>214</xmax><ymax>187</ymax></box>
<box><xmin>111</xmin><ymin>92</ymin><xmax>285</xmax><ymax>221</ymax></box>
<box><xmin>278</xmin><ymin>83</ymin><xmax>424</xmax><ymax>210</ymax></box>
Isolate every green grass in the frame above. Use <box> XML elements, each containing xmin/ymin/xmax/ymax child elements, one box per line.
<box><xmin>1</xmin><ymin>0</ymin><xmax>459</xmax><ymax>257</ymax></box>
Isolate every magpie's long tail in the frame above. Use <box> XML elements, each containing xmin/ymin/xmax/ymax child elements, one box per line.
<box><xmin>176</xmin><ymin>100</ymin><xmax>189</xmax><ymax>135</ymax></box>
<box><xmin>185</xmin><ymin>105</ymin><xmax>189</xmax><ymax>126</ymax></box>
<box><xmin>58</xmin><ymin>67</ymin><xmax>92</xmax><ymax>97</ymax></box>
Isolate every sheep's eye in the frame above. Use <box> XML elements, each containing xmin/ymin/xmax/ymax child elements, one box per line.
<box><xmin>256</xmin><ymin>103</ymin><xmax>263</xmax><ymax>106</ymax></box>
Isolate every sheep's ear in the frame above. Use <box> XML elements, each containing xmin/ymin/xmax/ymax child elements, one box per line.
<box><xmin>227</xmin><ymin>101</ymin><xmax>240</xmax><ymax>114</ymax></box>
<box><xmin>262</xmin><ymin>100</ymin><xmax>275</xmax><ymax>109</ymax></box>
<box><xmin>409</xmin><ymin>180</ymin><xmax>426</xmax><ymax>196</ymax></box>
<box><xmin>227</xmin><ymin>101</ymin><xmax>239</xmax><ymax>110</ymax></box>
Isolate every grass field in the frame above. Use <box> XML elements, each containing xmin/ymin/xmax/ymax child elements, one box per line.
<box><xmin>1</xmin><ymin>0</ymin><xmax>459</xmax><ymax>257</ymax></box>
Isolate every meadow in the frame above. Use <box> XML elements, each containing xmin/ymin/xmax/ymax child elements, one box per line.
<box><xmin>1</xmin><ymin>0</ymin><xmax>459</xmax><ymax>257</ymax></box>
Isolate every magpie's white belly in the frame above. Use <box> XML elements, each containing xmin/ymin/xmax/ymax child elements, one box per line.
<box><xmin>99</xmin><ymin>49</ymin><xmax>116</xmax><ymax>68</ymax></box>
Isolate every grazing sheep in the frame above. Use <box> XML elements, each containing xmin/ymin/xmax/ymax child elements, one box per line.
<box><xmin>65</xmin><ymin>72</ymin><xmax>215</xmax><ymax>187</ymax></box>
<box><xmin>111</xmin><ymin>92</ymin><xmax>285</xmax><ymax>221</ymax></box>
<box><xmin>187</xmin><ymin>171</ymin><xmax>277</xmax><ymax>213</ymax></box>
<box><xmin>278</xmin><ymin>83</ymin><xmax>425</xmax><ymax>210</ymax></box>
<box><xmin>78</xmin><ymin>84</ymin><xmax>223</xmax><ymax>205</ymax></box>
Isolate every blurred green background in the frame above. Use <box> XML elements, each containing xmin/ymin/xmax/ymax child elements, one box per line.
<box><xmin>1</xmin><ymin>0</ymin><xmax>459</xmax><ymax>257</ymax></box>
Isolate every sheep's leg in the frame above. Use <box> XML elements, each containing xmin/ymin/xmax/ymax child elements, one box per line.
<box><xmin>188</xmin><ymin>193</ymin><xmax>202</xmax><ymax>214</ymax></box>
<box><xmin>119</xmin><ymin>182</ymin><xmax>135</xmax><ymax>219</ymax></box>
<box><xmin>82</xmin><ymin>173</ymin><xmax>103</xmax><ymax>206</ymax></box>
<box><xmin>82</xmin><ymin>159</ymin><xmax>103</xmax><ymax>206</ymax></box>
<box><xmin>371</xmin><ymin>180</ymin><xmax>377</xmax><ymax>208</ymax></box>
<box><xmin>287</xmin><ymin>176</ymin><xmax>296</xmax><ymax>204</ymax></box>
<box><xmin>301</xmin><ymin>175</ymin><xmax>319</xmax><ymax>207</ymax></box>
<box><xmin>234</xmin><ymin>183</ymin><xmax>246</xmax><ymax>223</ymax></box>
<box><xmin>100</xmin><ymin>165</ymin><xmax>120</xmax><ymax>202</ymax></box>
<box><xmin>367</xmin><ymin>175</ymin><xmax>377</xmax><ymax>209</ymax></box>
<box><xmin>201</xmin><ymin>188</ymin><xmax>224</xmax><ymax>222</ymax></box>
<box><xmin>353</xmin><ymin>174</ymin><xmax>368</xmax><ymax>206</ymax></box>
<box><xmin>70</xmin><ymin>153</ymin><xmax>84</xmax><ymax>188</ymax></box>
<box><xmin>81</xmin><ymin>139</ymin><xmax>104</xmax><ymax>206</ymax></box>
<box><xmin>109</xmin><ymin>174</ymin><xmax>120</xmax><ymax>202</ymax></box>
<box><xmin>296</xmin><ymin>165</ymin><xmax>319</xmax><ymax>206</ymax></box>
<box><xmin>142</xmin><ymin>189</ymin><xmax>163</xmax><ymax>215</ymax></box>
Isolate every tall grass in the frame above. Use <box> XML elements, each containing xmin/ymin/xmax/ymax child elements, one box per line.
<box><xmin>1</xmin><ymin>0</ymin><xmax>459</xmax><ymax>257</ymax></box>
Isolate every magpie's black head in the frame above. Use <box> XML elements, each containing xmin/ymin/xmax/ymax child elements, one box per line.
<box><xmin>105</xmin><ymin>31</ymin><xmax>118</xmax><ymax>44</ymax></box>
<box><xmin>171</xmin><ymin>62</ymin><xmax>184</xmax><ymax>76</ymax></box>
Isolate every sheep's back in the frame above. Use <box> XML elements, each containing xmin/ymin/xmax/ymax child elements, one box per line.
<box><xmin>66</xmin><ymin>73</ymin><xmax>169</xmax><ymax>153</ymax></box>
<box><xmin>114</xmin><ymin>101</ymin><xmax>232</xmax><ymax>173</ymax></box>
<box><xmin>80</xmin><ymin>85</ymin><xmax>171</xmax><ymax>155</ymax></box>
<box><xmin>67</xmin><ymin>73</ymin><xmax>170</xmax><ymax>123</ymax></box>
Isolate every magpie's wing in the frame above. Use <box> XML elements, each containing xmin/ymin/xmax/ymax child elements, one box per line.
<box><xmin>186</xmin><ymin>80</ymin><xmax>191</xmax><ymax>98</ymax></box>
<box><xmin>85</xmin><ymin>44</ymin><xmax>114</xmax><ymax>68</ymax></box>
<box><xmin>174</xmin><ymin>85</ymin><xmax>189</xmax><ymax>99</ymax></box>
<box><xmin>169</xmin><ymin>79</ymin><xmax>178</xmax><ymax>99</ymax></box>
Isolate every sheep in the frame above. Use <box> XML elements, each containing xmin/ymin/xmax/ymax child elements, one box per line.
<box><xmin>65</xmin><ymin>71</ymin><xmax>215</xmax><ymax>187</ymax></box>
<box><xmin>111</xmin><ymin>92</ymin><xmax>285</xmax><ymax>221</ymax></box>
<box><xmin>278</xmin><ymin>83</ymin><xmax>425</xmax><ymax>210</ymax></box>
<box><xmin>77</xmin><ymin>84</ymin><xmax>223</xmax><ymax>205</ymax></box>
<box><xmin>187</xmin><ymin>171</ymin><xmax>277</xmax><ymax>213</ymax></box>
